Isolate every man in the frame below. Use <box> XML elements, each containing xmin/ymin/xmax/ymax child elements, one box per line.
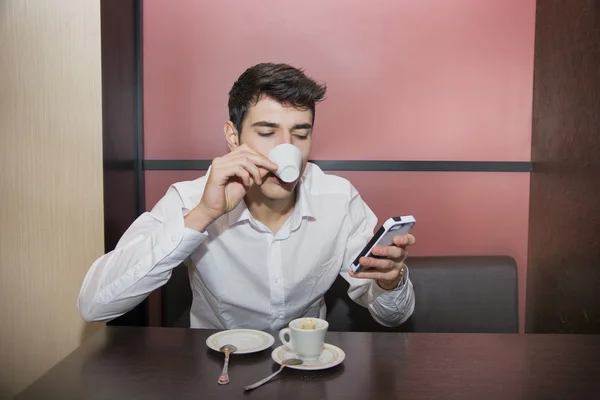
<box><xmin>78</xmin><ymin>63</ymin><xmax>415</xmax><ymax>330</ymax></box>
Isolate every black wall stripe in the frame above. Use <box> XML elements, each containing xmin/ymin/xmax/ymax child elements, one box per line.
<box><xmin>143</xmin><ymin>159</ymin><xmax>532</xmax><ymax>172</ymax></box>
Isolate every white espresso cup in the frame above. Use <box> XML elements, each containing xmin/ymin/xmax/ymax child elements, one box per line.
<box><xmin>267</xmin><ymin>144</ymin><xmax>303</xmax><ymax>183</ymax></box>
<box><xmin>279</xmin><ymin>317</ymin><xmax>329</xmax><ymax>361</ymax></box>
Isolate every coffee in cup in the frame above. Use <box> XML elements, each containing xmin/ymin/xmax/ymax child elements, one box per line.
<box><xmin>279</xmin><ymin>317</ymin><xmax>328</xmax><ymax>361</ymax></box>
<box><xmin>300</xmin><ymin>318</ymin><xmax>318</xmax><ymax>330</ymax></box>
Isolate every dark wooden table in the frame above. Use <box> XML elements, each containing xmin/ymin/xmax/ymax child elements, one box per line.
<box><xmin>16</xmin><ymin>327</ymin><xmax>600</xmax><ymax>399</ymax></box>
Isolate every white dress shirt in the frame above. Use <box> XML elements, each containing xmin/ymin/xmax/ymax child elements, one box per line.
<box><xmin>78</xmin><ymin>163</ymin><xmax>415</xmax><ymax>331</ymax></box>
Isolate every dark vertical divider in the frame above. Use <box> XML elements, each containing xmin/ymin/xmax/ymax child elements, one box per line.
<box><xmin>134</xmin><ymin>0</ymin><xmax>146</xmax><ymax>216</ymax></box>
<box><xmin>101</xmin><ymin>0</ymin><xmax>148</xmax><ymax>326</ymax></box>
<box><xmin>526</xmin><ymin>0</ymin><xmax>600</xmax><ymax>333</ymax></box>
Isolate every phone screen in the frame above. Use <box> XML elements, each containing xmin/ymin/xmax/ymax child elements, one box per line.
<box><xmin>351</xmin><ymin>225</ymin><xmax>386</xmax><ymax>267</ymax></box>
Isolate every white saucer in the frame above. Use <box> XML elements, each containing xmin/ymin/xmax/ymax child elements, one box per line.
<box><xmin>206</xmin><ymin>329</ymin><xmax>275</xmax><ymax>354</ymax></box>
<box><xmin>271</xmin><ymin>343</ymin><xmax>345</xmax><ymax>370</ymax></box>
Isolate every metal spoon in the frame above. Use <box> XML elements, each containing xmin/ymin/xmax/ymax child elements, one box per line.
<box><xmin>243</xmin><ymin>358</ymin><xmax>303</xmax><ymax>391</ymax></box>
<box><xmin>218</xmin><ymin>344</ymin><xmax>237</xmax><ymax>385</ymax></box>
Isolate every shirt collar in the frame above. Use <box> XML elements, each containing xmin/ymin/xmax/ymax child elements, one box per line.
<box><xmin>227</xmin><ymin>199</ymin><xmax>252</xmax><ymax>227</ymax></box>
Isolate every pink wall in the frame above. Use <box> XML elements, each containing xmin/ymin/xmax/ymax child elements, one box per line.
<box><xmin>143</xmin><ymin>0</ymin><xmax>536</xmax><ymax>331</ymax></box>
<box><xmin>144</xmin><ymin>0</ymin><xmax>535</xmax><ymax>161</ymax></box>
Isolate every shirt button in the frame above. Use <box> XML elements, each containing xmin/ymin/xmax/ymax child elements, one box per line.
<box><xmin>171</xmin><ymin>236</ymin><xmax>177</xmax><ymax>243</ymax></box>
<box><xmin>278</xmin><ymin>312</ymin><xmax>285</xmax><ymax>319</ymax></box>
<box><xmin>273</xmin><ymin>278</ymin><xmax>279</xmax><ymax>284</ymax></box>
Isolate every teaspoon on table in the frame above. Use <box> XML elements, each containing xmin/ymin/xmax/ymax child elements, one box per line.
<box><xmin>243</xmin><ymin>358</ymin><xmax>303</xmax><ymax>391</ymax></box>
<box><xmin>218</xmin><ymin>344</ymin><xmax>237</xmax><ymax>385</ymax></box>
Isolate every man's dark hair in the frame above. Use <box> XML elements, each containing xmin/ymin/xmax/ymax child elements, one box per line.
<box><xmin>228</xmin><ymin>63</ymin><xmax>327</xmax><ymax>134</ymax></box>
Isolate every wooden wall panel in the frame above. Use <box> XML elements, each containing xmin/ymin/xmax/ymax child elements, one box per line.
<box><xmin>526</xmin><ymin>0</ymin><xmax>600</xmax><ymax>333</ymax></box>
<box><xmin>0</xmin><ymin>0</ymin><xmax>105</xmax><ymax>396</ymax></box>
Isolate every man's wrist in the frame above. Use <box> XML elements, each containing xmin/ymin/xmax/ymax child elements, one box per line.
<box><xmin>184</xmin><ymin>204</ymin><xmax>217</xmax><ymax>232</ymax></box>
<box><xmin>376</xmin><ymin>265</ymin><xmax>405</xmax><ymax>290</ymax></box>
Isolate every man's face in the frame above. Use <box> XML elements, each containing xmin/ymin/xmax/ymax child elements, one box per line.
<box><xmin>232</xmin><ymin>96</ymin><xmax>313</xmax><ymax>201</ymax></box>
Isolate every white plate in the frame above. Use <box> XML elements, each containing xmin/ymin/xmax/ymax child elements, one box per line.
<box><xmin>206</xmin><ymin>329</ymin><xmax>275</xmax><ymax>354</ymax></box>
<box><xmin>271</xmin><ymin>343</ymin><xmax>345</xmax><ymax>370</ymax></box>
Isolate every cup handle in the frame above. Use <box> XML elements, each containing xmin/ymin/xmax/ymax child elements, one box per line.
<box><xmin>279</xmin><ymin>328</ymin><xmax>293</xmax><ymax>350</ymax></box>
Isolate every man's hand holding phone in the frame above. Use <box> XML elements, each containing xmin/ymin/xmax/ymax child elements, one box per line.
<box><xmin>184</xmin><ymin>144</ymin><xmax>278</xmax><ymax>232</ymax></box>
<box><xmin>349</xmin><ymin>216</ymin><xmax>417</xmax><ymax>290</ymax></box>
<box><xmin>349</xmin><ymin>234</ymin><xmax>416</xmax><ymax>290</ymax></box>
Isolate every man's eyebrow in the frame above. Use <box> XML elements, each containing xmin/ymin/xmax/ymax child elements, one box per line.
<box><xmin>292</xmin><ymin>123</ymin><xmax>313</xmax><ymax>130</ymax></box>
<box><xmin>250</xmin><ymin>121</ymin><xmax>313</xmax><ymax>130</ymax></box>
<box><xmin>251</xmin><ymin>121</ymin><xmax>279</xmax><ymax>128</ymax></box>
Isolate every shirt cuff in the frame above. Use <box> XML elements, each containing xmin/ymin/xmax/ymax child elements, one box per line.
<box><xmin>156</xmin><ymin>210</ymin><xmax>208</xmax><ymax>261</ymax></box>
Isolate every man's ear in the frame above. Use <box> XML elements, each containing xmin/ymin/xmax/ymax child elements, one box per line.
<box><xmin>224</xmin><ymin>121</ymin><xmax>239</xmax><ymax>151</ymax></box>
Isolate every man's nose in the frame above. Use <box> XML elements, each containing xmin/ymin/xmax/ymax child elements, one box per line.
<box><xmin>279</xmin><ymin>131</ymin><xmax>293</xmax><ymax>145</ymax></box>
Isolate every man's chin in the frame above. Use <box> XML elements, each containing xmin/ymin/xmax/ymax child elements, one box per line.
<box><xmin>259</xmin><ymin>179</ymin><xmax>296</xmax><ymax>199</ymax></box>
